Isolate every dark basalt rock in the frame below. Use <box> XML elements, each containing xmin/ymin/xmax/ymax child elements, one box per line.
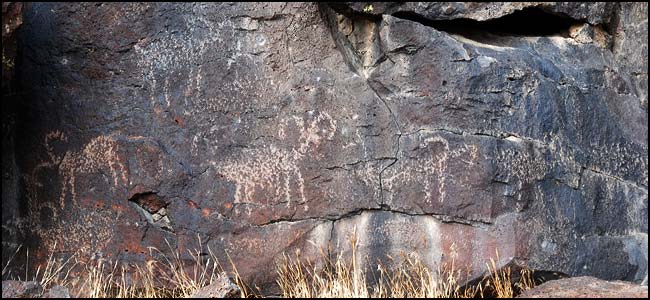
<box><xmin>1</xmin><ymin>2</ymin><xmax>647</xmax><ymax>293</ymax></box>
<box><xmin>1</xmin><ymin>281</ymin><xmax>43</xmax><ymax>298</ymax></box>
<box><xmin>516</xmin><ymin>276</ymin><xmax>648</xmax><ymax>298</ymax></box>
<box><xmin>1</xmin><ymin>281</ymin><xmax>70</xmax><ymax>298</ymax></box>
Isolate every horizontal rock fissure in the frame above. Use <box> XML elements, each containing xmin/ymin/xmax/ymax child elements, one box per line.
<box><xmin>256</xmin><ymin>207</ymin><xmax>493</xmax><ymax>228</ymax></box>
<box><xmin>323</xmin><ymin>157</ymin><xmax>396</xmax><ymax>171</ymax></box>
<box><xmin>400</xmin><ymin>127</ymin><xmax>547</xmax><ymax>148</ymax></box>
<box><xmin>391</xmin><ymin>7</ymin><xmax>584</xmax><ymax>39</ymax></box>
<box><xmin>582</xmin><ymin>168</ymin><xmax>648</xmax><ymax>192</ymax></box>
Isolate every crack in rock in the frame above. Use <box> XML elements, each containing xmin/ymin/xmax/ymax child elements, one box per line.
<box><xmin>258</xmin><ymin>206</ymin><xmax>492</xmax><ymax>228</ymax></box>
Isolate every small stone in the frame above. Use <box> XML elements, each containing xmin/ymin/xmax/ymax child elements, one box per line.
<box><xmin>188</xmin><ymin>272</ymin><xmax>241</xmax><ymax>298</ymax></box>
<box><xmin>157</xmin><ymin>207</ymin><xmax>167</xmax><ymax>216</ymax></box>
<box><xmin>152</xmin><ymin>212</ymin><xmax>163</xmax><ymax>221</ymax></box>
<box><xmin>569</xmin><ymin>23</ymin><xmax>594</xmax><ymax>44</ymax></box>
<box><xmin>157</xmin><ymin>215</ymin><xmax>174</xmax><ymax>232</ymax></box>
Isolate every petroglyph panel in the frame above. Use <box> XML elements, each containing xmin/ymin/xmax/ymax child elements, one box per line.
<box><xmin>6</xmin><ymin>2</ymin><xmax>647</xmax><ymax>292</ymax></box>
<box><xmin>214</xmin><ymin>111</ymin><xmax>382</xmax><ymax>224</ymax></box>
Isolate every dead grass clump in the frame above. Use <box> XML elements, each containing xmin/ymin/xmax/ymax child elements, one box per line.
<box><xmin>3</xmin><ymin>237</ymin><xmax>251</xmax><ymax>298</ymax></box>
<box><xmin>479</xmin><ymin>250</ymin><xmax>537</xmax><ymax>298</ymax></box>
<box><xmin>277</xmin><ymin>231</ymin><xmax>370</xmax><ymax>298</ymax></box>
<box><xmin>4</xmin><ymin>234</ymin><xmax>537</xmax><ymax>298</ymax></box>
<box><xmin>276</xmin><ymin>230</ymin><xmax>537</xmax><ymax>298</ymax></box>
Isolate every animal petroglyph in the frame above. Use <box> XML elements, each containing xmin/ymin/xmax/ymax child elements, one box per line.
<box><xmin>24</xmin><ymin>131</ymin><xmax>69</xmax><ymax>220</ymax></box>
<box><xmin>218</xmin><ymin>112</ymin><xmax>337</xmax><ymax>213</ymax></box>
<box><xmin>26</xmin><ymin>132</ymin><xmax>129</xmax><ymax>216</ymax></box>
<box><xmin>22</xmin><ymin>132</ymin><xmax>131</xmax><ymax>255</ymax></box>
<box><xmin>58</xmin><ymin>135</ymin><xmax>129</xmax><ymax>208</ymax></box>
<box><xmin>383</xmin><ymin>133</ymin><xmax>482</xmax><ymax>206</ymax></box>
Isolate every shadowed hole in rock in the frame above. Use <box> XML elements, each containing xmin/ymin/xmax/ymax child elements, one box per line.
<box><xmin>128</xmin><ymin>192</ymin><xmax>174</xmax><ymax>232</ymax></box>
<box><xmin>392</xmin><ymin>7</ymin><xmax>584</xmax><ymax>41</ymax></box>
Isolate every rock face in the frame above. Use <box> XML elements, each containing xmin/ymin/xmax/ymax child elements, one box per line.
<box><xmin>517</xmin><ymin>276</ymin><xmax>649</xmax><ymax>298</ymax></box>
<box><xmin>2</xmin><ymin>1</ymin><xmax>23</xmax><ymax>268</ymax></box>
<box><xmin>2</xmin><ymin>2</ymin><xmax>647</xmax><ymax>293</ymax></box>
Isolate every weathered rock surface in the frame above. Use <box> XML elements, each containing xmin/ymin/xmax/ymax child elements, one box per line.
<box><xmin>335</xmin><ymin>2</ymin><xmax>617</xmax><ymax>24</ymax></box>
<box><xmin>42</xmin><ymin>285</ymin><xmax>71</xmax><ymax>298</ymax></box>
<box><xmin>2</xmin><ymin>2</ymin><xmax>22</xmax><ymax>87</ymax></box>
<box><xmin>2</xmin><ymin>280</ymin><xmax>43</xmax><ymax>298</ymax></box>
<box><xmin>517</xmin><ymin>276</ymin><xmax>649</xmax><ymax>298</ymax></box>
<box><xmin>2</xmin><ymin>1</ymin><xmax>647</xmax><ymax>294</ymax></box>
<box><xmin>1</xmin><ymin>281</ymin><xmax>70</xmax><ymax>298</ymax></box>
<box><xmin>2</xmin><ymin>1</ymin><xmax>24</xmax><ymax>270</ymax></box>
<box><xmin>188</xmin><ymin>272</ymin><xmax>240</xmax><ymax>298</ymax></box>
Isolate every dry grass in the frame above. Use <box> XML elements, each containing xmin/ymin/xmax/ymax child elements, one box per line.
<box><xmin>277</xmin><ymin>233</ymin><xmax>370</xmax><ymax>298</ymax></box>
<box><xmin>483</xmin><ymin>255</ymin><xmax>514</xmax><ymax>298</ymax></box>
<box><xmin>4</xmin><ymin>233</ymin><xmax>537</xmax><ymax>298</ymax></box>
<box><xmin>3</xmin><ymin>238</ymin><xmax>251</xmax><ymax>298</ymax></box>
<box><xmin>276</xmin><ymin>230</ymin><xmax>537</xmax><ymax>298</ymax></box>
<box><xmin>479</xmin><ymin>250</ymin><xmax>537</xmax><ymax>298</ymax></box>
<box><xmin>374</xmin><ymin>253</ymin><xmax>480</xmax><ymax>298</ymax></box>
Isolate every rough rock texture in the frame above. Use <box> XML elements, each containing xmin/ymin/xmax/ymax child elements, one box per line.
<box><xmin>2</xmin><ymin>280</ymin><xmax>43</xmax><ymax>298</ymax></box>
<box><xmin>517</xmin><ymin>276</ymin><xmax>649</xmax><ymax>298</ymax></box>
<box><xmin>189</xmin><ymin>272</ymin><xmax>240</xmax><ymax>298</ymax></box>
<box><xmin>2</xmin><ymin>2</ymin><xmax>22</xmax><ymax>87</ymax></box>
<box><xmin>2</xmin><ymin>2</ymin><xmax>647</xmax><ymax>294</ymax></box>
<box><xmin>42</xmin><ymin>285</ymin><xmax>71</xmax><ymax>298</ymax></box>
<box><xmin>335</xmin><ymin>2</ymin><xmax>618</xmax><ymax>24</ymax></box>
<box><xmin>2</xmin><ymin>1</ymin><xmax>24</xmax><ymax>270</ymax></box>
<box><xmin>1</xmin><ymin>281</ymin><xmax>70</xmax><ymax>298</ymax></box>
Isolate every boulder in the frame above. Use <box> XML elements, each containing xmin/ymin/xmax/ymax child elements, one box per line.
<box><xmin>2</xmin><ymin>280</ymin><xmax>43</xmax><ymax>298</ymax></box>
<box><xmin>517</xmin><ymin>276</ymin><xmax>649</xmax><ymax>298</ymax></box>
<box><xmin>189</xmin><ymin>272</ymin><xmax>240</xmax><ymax>298</ymax></box>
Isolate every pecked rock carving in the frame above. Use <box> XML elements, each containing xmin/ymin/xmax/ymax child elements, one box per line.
<box><xmin>2</xmin><ymin>2</ymin><xmax>647</xmax><ymax>294</ymax></box>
